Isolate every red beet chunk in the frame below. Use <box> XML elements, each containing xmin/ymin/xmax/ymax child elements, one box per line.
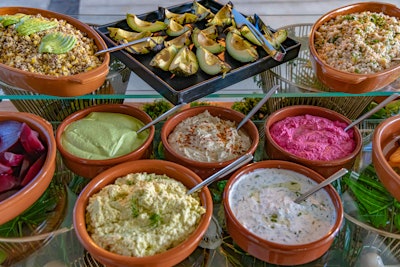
<box><xmin>0</xmin><ymin>151</ymin><xmax>24</xmax><ymax>167</ymax></box>
<box><xmin>21</xmin><ymin>154</ymin><xmax>46</xmax><ymax>187</ymax></box>
<box><xmin>0</xmin><ymin>174</ymin><xmax>18</xmax><ymax>193</ymax></box>
<box><xmin>0</xmin><ymin>162</ymin><xmax>12</xmax><ymax>174</ymax></box>
<box><xmin>19</xmin><ymin>123</ymin><xmax>45</xmax><ymax>156</ymax></box>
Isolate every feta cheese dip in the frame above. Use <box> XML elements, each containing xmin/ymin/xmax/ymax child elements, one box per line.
<box><xmin>314</xmin><ymin>11</ymin><xmax>400</xmax><ymax>74</ymax></box>
<box><xmin>228</xmin><ymin>168</ymin><xmax>337</xmax><ymax>245</ymax></box>
<box><xmin>167</xmin><ymin>110</ymin><xmax>252</xmax><ymax>162</ymax></box>
<box><xmin>86</xmin><ymin>172</ymin><xmax>206</xmax><ymax>257</ymax></box>
<box><xmin>270</xmin><ymin>114</ymin><xmax>356</xmax><ymax>161</ymax></box>
<box><xmin>61</xmin><ymin>112</ymin><xmax>149</xmax><ymax>160</ymax></box>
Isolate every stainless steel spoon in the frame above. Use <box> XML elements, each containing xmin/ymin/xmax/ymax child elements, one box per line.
<box><xmin>95</xmin><ymin>37</ymin><xmax>152</xmax><ymax>56</ymax></box>
<box><xmin>187</xmin><ymin>153</ymin><xmax>253</xmax><ymax>195</ymax></box>
<box><xmin>137</xmin><ymin>102</ymin><xmax>186</xmax><ymax>133</ymax></box>
<box><xmin>294</xmin><ymin>168</ymin><xmax>348</xmax><ymax>203</ymax></box>
<box><xmin>344</xmin><ymin>93</ymin><xmax>399</xmax><ymax>132</ymax></box>
<box><xmin>236</xmin><ymin>84</ymin><xmax>279</xmax><ymax>130</ymax></box>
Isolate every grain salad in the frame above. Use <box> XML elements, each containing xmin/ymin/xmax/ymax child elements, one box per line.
<box><xmin>86</xmin><ymin>172</ymin><xmax>206</xmax><ymax>257</ymax></box>
<box><xmin>0</xmin><ymin>13</ymin><xmax>102</xmax><ymax>76</ymax></box>
<box><xmin>314</xmin><ymin>11</ymin><xmax>400</xmax><ymax>74</ymax></box>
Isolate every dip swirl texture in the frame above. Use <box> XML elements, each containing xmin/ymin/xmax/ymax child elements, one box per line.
<box><xmin>86</xmin><ymin>172</ymin><xmax>205</xmax><ymax>257</ymax></box>
<box><xmin>61</xmin><ymin>112</ymin><xmax>149</xmax><ymax>160</ymax></box>
<box><xmin>229</xmin><ymin>168</ymin><xmax>337</xmax><ymax>245</ymax></box>
<box><xmin>167</xmin><ymin>110</ymin><xmax>252</xmax><ymax>162</ymax></box>
<box><xmin>270</xmin><ymin>114</ymin><xmax>355</xmax><ymax>161</ymax></box>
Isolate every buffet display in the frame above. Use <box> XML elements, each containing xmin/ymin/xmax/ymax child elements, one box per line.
<box><xmin>1</xmin><ymin>0</ymin><xmax>400</xmax><ymax>266</ymax></box>
<box><xmin>94</xmin><ymin>0</ymin><xmax>301</xmax><ymax>104</ymax></box>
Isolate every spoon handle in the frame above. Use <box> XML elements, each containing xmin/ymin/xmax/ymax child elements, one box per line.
<box><xmin>95</xmin><ymin>37</ymin><xmax>152</xmax><ymax>56</ymax></box>
<box><xmin>344</xmin><ymin>93</ymin><xmax>399</xmax><ymax>132</ymax></box>
<box><xmin>294</xmin><ymin>168</ymin><xmax>348</xmax><ymax>203</ymax></box>
<box><xmin>137</xmin><ymin>102</ymin><xmax>186</xmax><ymax>133</ymax></box>
<box><xmin>187</xmin><ymin>153</ymin><xmax>253</xmax><ymax>195</ymax></box>
<box><xmin>236</xmin><ymin>85</ymin><xmax>279</xmax><ymax>130</ymax></box>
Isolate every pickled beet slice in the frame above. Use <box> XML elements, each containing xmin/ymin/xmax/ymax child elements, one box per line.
<box><xmin>0</xmin><ymin>162</ymin><xmax>12</xmax><ymax>174</ymax></box>
<box><xmin>0</xmin><ymin>151</ymin><xmax>24</xmax><ymax>167</ymax></box>
<box><xmin>21</xmin><ymin>154</ymin><xmax>46</xmax><ymax>186</ymax></box>
<box><xmin>0</xmin><ymin>120</ymin><xmax>22</xmax><ymax>153</ymax></box>
<box><xmin>19</xmin><ymin>122</ymin><xmax>45</xmax><ymax>156</ymax></box>
<box><xmin>0</xmin><ymin>174</ymin><xmax>18</xmax><ymax>193</ymax></box>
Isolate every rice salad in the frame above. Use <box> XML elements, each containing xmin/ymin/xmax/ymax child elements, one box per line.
<box><xmin>314</xmin><ymin>11</ymin><xmax>400</xmax><ymax>74</ymax></box>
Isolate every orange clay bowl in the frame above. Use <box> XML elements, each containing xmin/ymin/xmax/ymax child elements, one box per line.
<box><xmin>264</xmin><ymin>105</ymin><xmax>362</xmax><ymax>178</ymax></box>
<box><xmin>160</xmin><ymin>105</ymin><xmax>259</xmax><ymax>179</ymax></box>
<box><xmin>309</xmin><ymin>2</ymin><xmax>400</xmax><ymax>93</ymax></box>
<box><xmin>0</xmin><ymin>7</ymin><xmax>109</xmax><ymax>97</ymax></box>
<box><xmin>223</xmin><ymin>160</ymin><xmax>343</xmax><ymax>265</ymax></box>
<box><xmin>56</xmin><ymin>104</ymin><xmax>155</xmax><ymax>179</ymax></box>
<box><xmin>73</xmin><ymin>159</ymin><xmax>213</xmax><ymax>267</ymax></box>
<box><xmin>0</xmin><ymin>112</ymin><xmax>56</xmax><ymax>225</ymax></box>
<box><xmin>372</xmin><ymin>114</ymin><xmax>400</xmax><ymax>202</ymax></box>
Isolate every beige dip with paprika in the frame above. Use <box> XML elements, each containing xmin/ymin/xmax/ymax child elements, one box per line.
<box><xmin>167</xmin><ymin>110</ymin><xmax>252</xmax><ymax>162</ymax></box>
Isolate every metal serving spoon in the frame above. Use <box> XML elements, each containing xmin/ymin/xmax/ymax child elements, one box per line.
<box><xmin>344</xmin><ymin>93</ymin><xmax>399</xmax><ymax>132</ymax></box>
<box><xmin>136</xmin><ymin>102</ymin><xmax>186</xmax><ymax>134</ymax></box>
<box><xmin>236</xmin><ymin>84</ymin><xmax>279</xmax><ymax>130</ymax></box>
<box><xmin>95</xmin><ymin>37</ymin><xmax>152</xmax><ymax>56</ymax></box>
<box><xmin>294</xmin><ymin>168</ymin><xmax>348</xmax><ymax>203</ymax></box>
<box><xmin>187</xmin><ymin>153</ymin><xmax>253</xmax><ymax>195</ymax></box>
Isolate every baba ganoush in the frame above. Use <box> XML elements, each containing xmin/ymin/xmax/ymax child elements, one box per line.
<box><xmin>167</xmin><ymin>110</ymin><xmax>252</xmax><ymax>162</ymax></box>
<box><xmin>61</xmin><ymin>112</ymin><xmax>149</xmax><ymax>160</ymax></box>
<box><xmin>314</xmin><ymin>11</ymin><xmax>400</xmax><ymax>74</ymax></box>
<box><xmin>228</xmin><ymin>168</ymin><xmax>337</xmax><ymax>245</ymax></box>
<box><xmin>270</xmin><ymin>114</ymin><xmax>356</xmax><ymax>161</ymax></box>
<box><xmin>86</xmin><ymin>172</ymin><xmax>206</xmax><ymax>257</ymax></box>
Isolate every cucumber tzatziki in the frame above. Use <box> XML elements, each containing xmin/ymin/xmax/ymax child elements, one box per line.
<box><xmin>228</xmin><ymin>168</ymin><xmax>337</xmax><ymax>245</ymax></box>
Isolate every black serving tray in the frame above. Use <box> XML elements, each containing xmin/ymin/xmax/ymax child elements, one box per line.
<box><xmin>94</xmin><ymin>0</ymin><xmax>301</xmax><ymax>104</ymax></box>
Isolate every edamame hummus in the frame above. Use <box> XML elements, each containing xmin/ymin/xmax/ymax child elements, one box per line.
<box><xmin>86</xmin><ymin>172</ymin><xmax>206</xmax><ymax>257</ymax></box>
<box><xmin>61</xmin><ymin>112</ymin><xmax>149</xmax><ymax>160</ymax></box>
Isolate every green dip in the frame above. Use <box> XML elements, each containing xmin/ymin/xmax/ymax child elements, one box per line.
<box><xmin>61</xmin><ymin>112</ymin><xmax>149</xmax><ymax>160</ymax></box>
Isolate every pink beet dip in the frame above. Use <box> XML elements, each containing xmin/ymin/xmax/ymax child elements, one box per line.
<box><xmin>269</xmin><ymin>114</ymin><xmax>355</xmax><ymax>161</ymax></box>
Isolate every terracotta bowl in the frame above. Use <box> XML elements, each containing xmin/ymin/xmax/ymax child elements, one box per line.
<box><xmin>73</xmin><ymin>159</ymin><xmax>213</xmax><ymax>267</ymax></box>
<box><xmin>160</xmin><ymin>105</ymin><xmax>259</xmax><ymax>179</ymax></box>
<box><xmin>56</xmin><ymin>104</ymin><xmax>155</xmax><ymax>179</ymax></box>
<box><xmin>264</xmin><ymin>105</ymin><xmax>362</xmax><ymax>178</ymax></box>
<box><xmin>372</xmin><ymin>114</ymin><xmax>400</xmax><ymax>201</ymax></box>
<box><xmin>0</xmin><ymin>112</ymin><xmax>56</xmax><ymax>225</ymax></box>
<box><xmin>309</xmin><ymin>2</ymin><xmax>400</xmax><ymax>93</ymax></box>
<box><xmin>223</xmin><ymin>160</ymin><xmax>344</xmax><ymax>265</ymax></box>
<box><xmin>0</xmin><ymin>6</ymin><xmax>110</xmax><ymax>96</ymax></box>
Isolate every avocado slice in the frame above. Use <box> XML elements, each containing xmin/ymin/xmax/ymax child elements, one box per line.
<box><xmin>164</xmin><ymin>30</ymin><xmax>192</xmax><ymax>49</ymax></box>
<box><xmin>192</xmin><ymin>27</ymin><xmax>225</xmax><ymax>54</ymax></box>
<box><xmin>165</xmin><ymin>18</ymin><xmax>191</xmax><ymax>37</ymax></box>
<box><xmin>226</xmin><ymin>30</ymin><xmax>258</xmax><ymax>63</ymax></box>
<box><xmin>150</xmin><ymin>45</ymin><xmax>179</xmax><ymax>71</ymax></box>
<box><xmin>164</xmin><ymin>9</ymin><xmax>198</xmax><ymax>25</ymax></box>
<box><xmin>169</xmin><ymin>46</ymin><xmax>199</xmax><ymax>76</ymax></box>
<box><xmin>107</xmin><ymin>27</ymin><xmax>152</xmax><ymax>42</ymax></box>
<box><xmin>15</xmin><ymin>17</ymin><xmax>58</xmax><ymax>36</ymax></box>
<box><xmin>0</xmin><ymin>13</ymin><xmax>29</xmax><ymax>27</ymax></box>
<box><xmin>126</xmin><ymin>13</ymin><xmax>167</xmax><ymax>33</ymax></box>
<box><xmin>196</xmin><ymin>46</ymin><xmax>231</xmax><ymax>76</ymax></box>
<box><xmin>206</xmin><ymin>3</ymin><xmax>232</xmax><ymax>27</ymax></box>
<box><xmin>39</xmin><ymin>32</ymin><xmax>76</xmax><ymax>54</ymax></box>
<box><xmin>124</xmin><ymin>36</ymin><xmax>166</xmax><ymax>54</ymax></box>
<box><xmin>192</xmin><ymin>0</ymin><xmax>214</xmax><ymax>21</ymax></box>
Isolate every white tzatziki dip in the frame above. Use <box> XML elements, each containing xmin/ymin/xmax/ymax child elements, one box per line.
<box><xmin>86</xmin><ymin>172</ymin><xmax>206</xmax><ymax>257</ymax></box>
<box><xmin>229</xmin><ymin>168</ymin><xmax>337</xmax><ymax>245</ymax></box>
<box><xmin>167</xmin><ymin>110</ymin><xmax>252</xmax><ymax>162</ymax></box>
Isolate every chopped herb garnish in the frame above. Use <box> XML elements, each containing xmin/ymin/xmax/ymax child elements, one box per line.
<box><xmin>149</xmin><ymin>213</ymin><xmax>161</xmax><ymax>227</ymax></box>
